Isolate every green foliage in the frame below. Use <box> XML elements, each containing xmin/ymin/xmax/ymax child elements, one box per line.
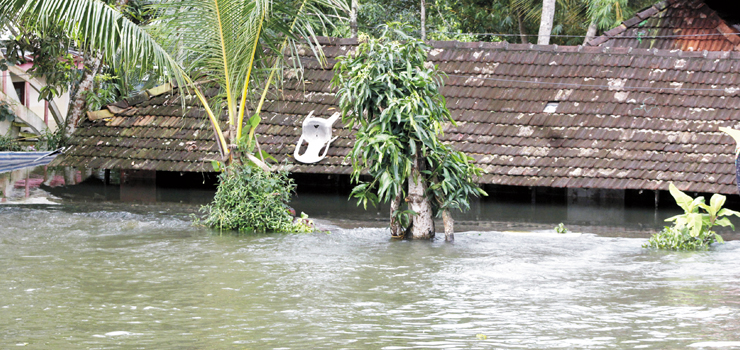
<box><xmin>0</xmin><ymin>131</ymin><xmax>22</xmax><ymax>152</ymax></box>
<box><xmin>0</xmin><ymin>101</ymin><xmax>16</xmax><ymax>123</ymax></box>
<box><xmin>1</xmin><ymin>22</ymin><xmax>77</xmax><ymax>101</ymax></box>
<box><xmin>331</xmin><ymin>24</ymin><xmax>485</xmax><ymax>226</ymax></box>
<box><xmin>645</xmin><ymin>226</ymin><xmax>723</xmax><ymax>251</ymax></box>
<box><xmin>554</xmin><ymin>223</ymin><xmax>568</xmax><ymax>233</ymax></box>
<box><xmin>340</xmin><ymin>0</ymin><xmax>658</xmax><ymax>44</ymax></box>
<box><xmin>84</xmin><ymin>73</ymin><xmax>121</xmax><ymax>112</ymax></box>
<box><xmin>644</xmin><ymin>183</ymin><xmax>740</xmax><ymax>250</ymax></box>
<box><xmin>35</xmin><ymin>127</ymin><xmax>66</xmax><ymax>151</ymax></box>
<box><xmin>199</xmin><ymin>164</ymin><xmax>314</xmax><ymax>233</ymax></box>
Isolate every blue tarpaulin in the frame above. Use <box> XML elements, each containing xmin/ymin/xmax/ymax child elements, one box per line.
<box><xmin>0</xmin><ymin>150</ymin><xmax>61</xmax><ymax>174</ymax></box>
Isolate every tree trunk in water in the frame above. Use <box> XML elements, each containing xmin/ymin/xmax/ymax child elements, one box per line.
<box><xmin>518</xmin><ymin>14</ymin><xmax>528</xmax><ymax>44</ymax></box>
<box><xmin>420</xmin><ymin>0</ymin><xmax>426</xmax><ymax>41</ymax></box>
<box><xmin>64</xmin><ymin>53</ymin><xmax>102</xmax><ymax>138</ymax></box>
<box><xmin>63</xmin><ymin>166</ymin><xmax>77</xmax><ymax>186</ymax></box>
<box><xmin>350</xmin><ymin>0</ymin><xmax>358</xmax><ymax>38</ymax></box>
<box><xmin>390</xmin><ymin>192</ymin><xmax>404</xmax><ymax>238</ymax></box>
<box><xmin>583</xmin><ymin>20</ymin><xmax>598</xmax><ymax>45</ymax></box>
<box><xmin>442</xmin><ymin>209</ymin><xmax>454</xmax><ymax>241</ymax></box>
<box><xmin>407</xmin><ymin>154</ymin><xmax>434</xmax><ymax>239</ymax></box>
<box><xmin>537</xmin><ymin>0</ymin><xmax>556</xmax><ymax>45</ymax></box>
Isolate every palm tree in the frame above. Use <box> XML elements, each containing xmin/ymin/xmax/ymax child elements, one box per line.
<box><xmin>0</xmin><ymin>0</ymin><xmax>344</xmax><ymax>162</ymax></box>
<box><xmin>538</xmin><ymin>0</ymin><xmax>556</xmax><ymax>44</ymax></box>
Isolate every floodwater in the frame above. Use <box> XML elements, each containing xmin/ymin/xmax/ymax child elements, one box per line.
<box><xmin>2</xmin><ymin>173</ymin><xmax>740</xmax><ymax>349</ymax></box>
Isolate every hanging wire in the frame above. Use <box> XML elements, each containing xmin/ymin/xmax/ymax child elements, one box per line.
<box><xmin>444</xmin><ymin>74</ymin><xmax>738</xmax><ymax>93</ymax></box>
<box><xmin>426</xmin><ymin>30</ymin><xmax>734</xmax><ymax>39</ymax></box>
<box><xmin>328</xmin><ymin>18</ymin><xmax>737</xmax><ymax>39</ymax></box>
<box><xmin>296</xmin><ymin>55</ymin><xmax>739</xmax><ymax>94</ymax></box>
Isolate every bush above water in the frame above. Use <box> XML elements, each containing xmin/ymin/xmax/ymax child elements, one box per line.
<box><xmin>645</xmin><ymin>225</ymin><xmax>723</xmax><ymax>251</ymax></box>
<box><xmin>198</xmin><ymin>164</ymin><xmax>314</xmax><ymax>233</ymax></box>
<box><xmin>644</xmin><ymin>183</ymin><xmax>738</xmax><ymax>251</ymax></box>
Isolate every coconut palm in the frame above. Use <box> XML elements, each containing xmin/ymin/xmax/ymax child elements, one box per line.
<box><xmin>0</xmin><ymin>0</ymin><xmax>345</xmax><ymax>161</ymax></box>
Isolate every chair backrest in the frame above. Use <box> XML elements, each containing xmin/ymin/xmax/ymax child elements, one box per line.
<box><xmin>302</xmin><ymin>117</ymin><xmax>333</xmax><ymax>144</ymax></box>
<box><xmin>293</xmin><ymin>112</ymin><xmax>340</xmax><ymax>164</ymax></box>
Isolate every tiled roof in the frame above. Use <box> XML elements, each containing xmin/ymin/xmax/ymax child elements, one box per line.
<box><xmin>587</xmin><ymin>0</ymin><xmax>740</xmax><ymax>51</ymax></box>
<box><xmin>56</xmin><ymin>38</ymin><xmax>740</xmax><ymax>194</ymax></box>
<box><xmin>53</xmin><ymin>86</ymin><xmax>225</xmax><ymax>172</ymax></box>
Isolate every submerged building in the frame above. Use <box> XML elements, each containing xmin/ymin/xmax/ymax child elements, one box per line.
<box><xmin>53</xmin><ymin>0</ymin><xmax>740</xmax><ymax>201</ymax></box>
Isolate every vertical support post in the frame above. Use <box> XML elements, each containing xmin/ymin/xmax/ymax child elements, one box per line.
<box><xmin>24</xmin><ymin>81</ymin><xmax>30</xmax><ymax>107</ymax></box>
<box><xmin>654</xmin><ymin>190</ymin><xmax>659</xmax><ymax>209</ymax></box>
<box><xmin>44</xmin><ymin>100</ymin><xmax>49</xmax><ymax>126</ymax></box>
<box><xmin>654</xmin><ymin>189</ymin><xmax>660</xmax><ymax>224</ymax></box>
<box><xmin>531</xmin><ymin>187</ymin><xmax>536</xmax><ymax>204</ymax></box>
<box><xmin>1</xmin><ymin>71</ymin><xmax>5</xmax><ymax>94</ymax></box>
<box><xmin>24</xmin><ymin>169</ymin><xmax>30</xmax><ymax>198</ymax></box>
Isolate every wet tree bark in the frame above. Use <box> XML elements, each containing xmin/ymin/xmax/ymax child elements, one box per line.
<box><xmin>65</xmin><ymin>52</ymin><xmax>102</xmax><ymax>138</ymax></box>
<box><xmin>390</xmin><ymin>192</ymin><xmax>404</xmax><ymax>238</ymax></box>
<box><xmin>442</xmin><ymin>209</ymin><xmax>454</xmax><ymax>241</ymax></box>
<box><xmin>407</xmin><ymin>154</ymin><xmax>434</xmax><ymax>239</ymax></box>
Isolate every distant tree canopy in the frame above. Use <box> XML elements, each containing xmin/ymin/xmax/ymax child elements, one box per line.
<box><xmin>333</xmin><ymin>0</ymin><xmax>660</xmax><ymax>44</ymax></box>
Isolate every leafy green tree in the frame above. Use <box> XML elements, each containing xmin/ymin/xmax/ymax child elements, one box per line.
<box><xmin>332</xmin><ymin>25</ymin><xmax>485</xmax><ymax>240</ymax></box>
<box><xmin>0</xmin><ymin>0</ymin><xmax>159</xmax><ymax>137</ymax></box>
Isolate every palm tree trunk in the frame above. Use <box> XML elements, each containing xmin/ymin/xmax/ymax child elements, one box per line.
<box><xmin>420</xmin><ymin>0</ymin><xmax>426</xmax><ymax>41</ymax></box>
<box><xmin>518</xmin><ymin>14</ymin><xmax>528</xmax><ymax>43</ymax></box>
<box><xmin>537</xmin><ymin>0</ymin><xmax>556</xmax><ymax>45</ymax></box>
<box><xmin>64</xmin><ymin>52</ymin><xmax>102</xmax><ymax>138</ymax></box>
<box><xmin>407</xmin><ymin>153</ymin><xmax>434</xmax><ymax>239</ymax></box>
<box><xmin>583</xmin><ymin>19</ymin><xmax>598</xmax><ymax>45</ymax></box>
<box><xmin>350</xmin><ymin>0</ymin><xmax>358</xmax><ymax>38</ymax></box>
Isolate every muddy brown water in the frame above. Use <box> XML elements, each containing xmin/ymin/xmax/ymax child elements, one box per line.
<box><xmin>1</xmin><ymin>184</ymin><xmax>740</xmax><ymax>349</ymax></box>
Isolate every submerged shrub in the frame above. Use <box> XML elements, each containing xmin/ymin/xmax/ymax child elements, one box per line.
<box><xmin>644</xmin><ymin>183</ymin><xmax>738</xmax><ymax>251</ymax></box>
<box><xmin>199</xmin><ymin>164</ymin><xmax>313</xmax><ymax>233</ymax></box>
<box><xmin>645</xmin><ymin>225</ymin><xmax>722</xmax><ymax>251</ymax></box>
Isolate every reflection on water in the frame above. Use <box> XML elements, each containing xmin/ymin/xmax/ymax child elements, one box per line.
<box><xmin>1</xmin><ymin>205</ymin><xmax>739</xmax><ymax>349</ymax></box>
<box><xmin>8</xmin><ymin>166</ymin><xmax>740</xmax><ymax>239</ymax></box>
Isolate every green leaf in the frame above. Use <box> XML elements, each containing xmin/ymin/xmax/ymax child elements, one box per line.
<box><xmin>688</xmin><ymin>213</ymin><xmax>703</xmax><ymax>237</ymax></box>
<box><xmin>714</xmin><ymin>217</ymin><xmax>734</xmax><ymax>229</ymax></box>
<box><xmin>211</xmin><ymin>160</ymin><xmax>222</xmax><ymax>172</ymax></box>
<box><xmin>668</xmin><ymin>183</ymin><xmax>693</xmax><ymax>212</ymax></box>
<box><xmin>718</xmin><ymin>208</ymin><xmax>740</xmax><ymax>218</ymax></box>
<box><xmin>709</xmin><ymin>194</ymin><xmax>726</xmax><ymax>217</ymax></box>
<box><xmin>248</xmin><ymin>113</ymin><xmax>261</xmax><ymax>129</ymax></box>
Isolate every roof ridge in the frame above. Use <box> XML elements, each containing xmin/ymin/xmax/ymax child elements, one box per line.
<box><xmin>421</xmin><ymin>41</ymin><xmax>740</xmax><ymax>60</ymax></box>
<box><xmin>586</xmin><ymin>0</ymin><xmax>740</xmax><ymax>50</ymax></box>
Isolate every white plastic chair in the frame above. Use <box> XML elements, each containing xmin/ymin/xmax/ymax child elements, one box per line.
<box><xmin>293</xmin><ymin>111</ymin><xmax>340</xmax><ymax>164</ymax></box>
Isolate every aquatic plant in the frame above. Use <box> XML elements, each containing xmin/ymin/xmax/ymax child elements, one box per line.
<box><xmin>554</xmin><ymin>223</ymin><xmax>568</xmax><ymax>234</ymax></box>
<box><xmin>198</xmin><ymin>164</ymin><xmax>314</xmax><ymax>233</ymax></box>
<box><xmin>644</xmin><ymin>183</ymin><xmax>739</xmax><ymax>250</ymax></box>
